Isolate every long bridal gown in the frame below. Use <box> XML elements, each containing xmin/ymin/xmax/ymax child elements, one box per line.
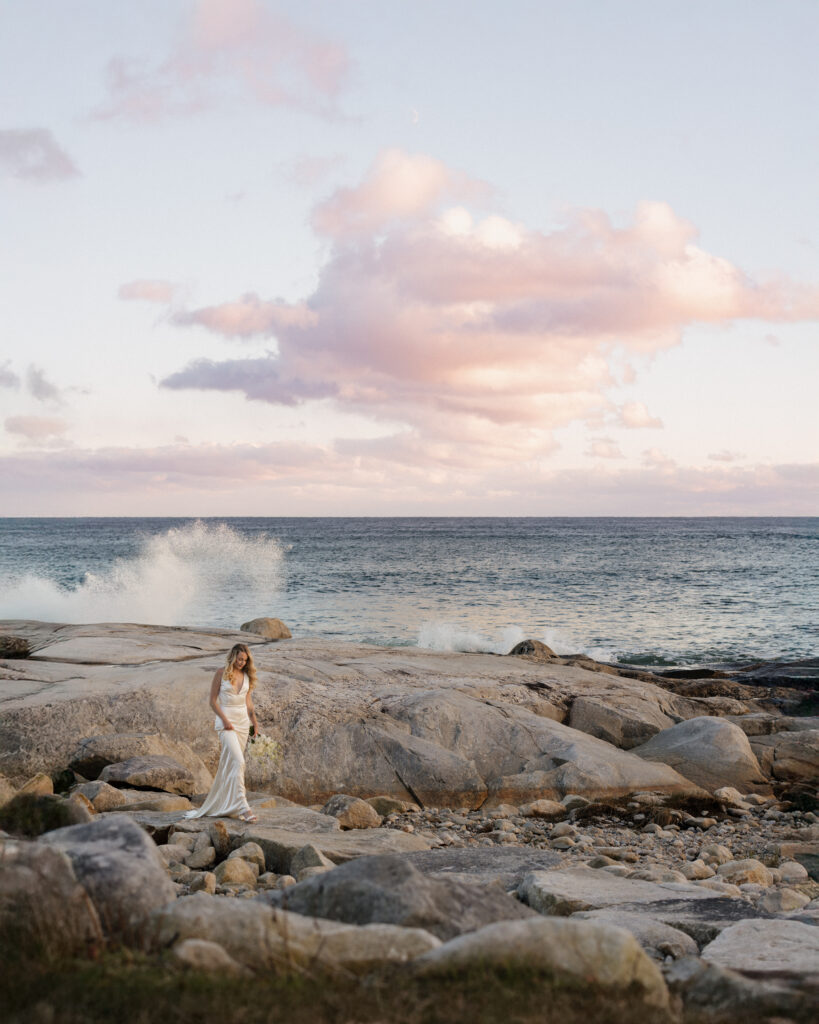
<box><xmin>185</xmin><ymin>671</ymin><xmax>252</xmax><ymax>819</ymax></box>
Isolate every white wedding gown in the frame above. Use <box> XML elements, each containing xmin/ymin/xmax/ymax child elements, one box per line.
<box><xmin>185</xmin><ymin>671</ymin><xmax>252</xmax><ymax>819</ymax></box>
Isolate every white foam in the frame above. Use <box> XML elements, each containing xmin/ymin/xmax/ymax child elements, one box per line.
<box><xmin>0</xmin><ymin>521</ymin><xmax>284</xmax><ymax>626</ymax></box>
<box><xmin>416</xmin><ymin>621</ymin><xmax>526</xmax><ymax>654</ymax></box>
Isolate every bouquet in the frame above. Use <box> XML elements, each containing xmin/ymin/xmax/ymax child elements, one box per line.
<box><xmin>247</xmin><ymin>732</ymin><xmax>282</xmax><ymax>765</ymax></box>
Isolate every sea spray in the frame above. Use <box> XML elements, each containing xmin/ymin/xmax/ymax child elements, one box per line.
<box><xmin>0</xmin><ymin>521</ymin><xmax>285</xmax><ymax>627</ymax></box>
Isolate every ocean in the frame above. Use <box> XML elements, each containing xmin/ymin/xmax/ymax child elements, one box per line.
<box><xmin>0</xmin><ymin>517</ymin><xmax>816</xmax><ymax>670</ymax></box>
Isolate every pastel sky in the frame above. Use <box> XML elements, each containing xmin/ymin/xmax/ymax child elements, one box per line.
<box><xmin>1</xmin><ymin>0</ymin><xmax>817</xmax><ymax>515</ymax></box>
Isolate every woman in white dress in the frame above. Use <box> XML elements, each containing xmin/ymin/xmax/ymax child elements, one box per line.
<box><xmin>185</xmin><ymin>643</ymin><xmax>260</xmax><ymax>823</ymax></box>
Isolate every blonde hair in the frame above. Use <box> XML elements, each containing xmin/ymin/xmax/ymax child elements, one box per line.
<box><xmin>223</xmin><ymin>643</ymin><xmax>257</xmax><ymax>691</ymax></box>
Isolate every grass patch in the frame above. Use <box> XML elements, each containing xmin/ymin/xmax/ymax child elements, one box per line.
<box><xmin>0</xmin><ymin>950</ymin><xmax>678</xmax><ymax>1024</ymax></box>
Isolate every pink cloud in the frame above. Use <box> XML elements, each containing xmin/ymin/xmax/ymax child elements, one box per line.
<box><xmin>708</xmin><ymin>449</ymin><xmax>744</xmax><ymax>463</ymax></box>
<box><xmin>586</xmin><ymin>437</ymin><xmax>624</xmax><ymax>459</ymax></box>
<box><xmin>618</xmin><ymin>401</ymin><xmax>663</xmax><ymax>429</ymax></box>
<box><xmin>95</xmin><ymin>0</ymin><xmax>350</xmax><ymax>121</ymax></box>
<box><xmin>5</xmin><ymin>415</ymin><xmax>68</xmax><ymax>441</ymax></box>
<box><xmin>152</xmin><ymin>150</ymin><xmax>819</xmax><ymax>461</ymax></box>
<box><xmin>1</xmin><ymin>440</ymin><xmax>816</xmax><ymax>516</ymax></box>
<box><xmin>118</xmin><ymin>279</ymin><xmax>179</xmax><ymax>303</ymax></box>
<box><xmin>0</xmin><ymin>129</ymin><xmax>79</xmax><ymax>182</ymax></box>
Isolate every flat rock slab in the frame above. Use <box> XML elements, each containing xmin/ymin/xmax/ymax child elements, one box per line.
<box><xmin>518</xmin><ymin>868</ymin><xmax>769</xmax><ymax>945</ymax></box>
<box><xmin>702</xmin><ymin>919</ymin><xmax>819</xmax><ymax>982</ymax></box>
<box><xmin>401</xmin><ymin>847</ymin><xmax>561</xmax><ymax>890</ymax></box>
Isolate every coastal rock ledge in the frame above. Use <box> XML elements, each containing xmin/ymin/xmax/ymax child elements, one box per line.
<box><xmin>0</xmin><ymin>619</ymin><xmax>804</xmax><ymax>806</ymax></box>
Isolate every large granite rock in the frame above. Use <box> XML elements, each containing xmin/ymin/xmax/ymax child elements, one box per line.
<box><xmin>632</xmin><ymin>716</ymin><xmax>769</xmax><ymax>793</ymax></box>
<box><xmin>99</xmin><ymin>755</ymin><xmax>197</xmax><ymax>796</ymax></box>
<box><xmin>70</xmin><ymin>734</ymin><xmax>212</xmax><ymax>793</ymax></box>
<box><xmin>414</xmin><ymin>917</ymin><xmax>670</xmax><ymax>1010</ymax></box>
<box><xmin>0</xmin><ymin>622</ymin><xmax>756</xmax><ymax>805</ymax></box>
<box><xmin>0</xmin><ymin>839</ymin><xmax>102</xmax><ymax>957</ymax></box>
<box><xmin>265</xmin><ymin>853</ymin><xmax>539</xmax><ymax>940</ymax></box>
<box><xmin>568</xmin><ymin>695</ymin><xmax>675</xmax><ymax>749</ymax></box>
<box><xmin>152</xmin><ymin>893</ymin><xmax>439</xmax><ymax>973</ymax></box>
<box><xmin>41</xmin><ymin>816</ymin><xmax>176</xmax><ymax>944</ymax></box>
<box><xmin>749</xmin><ymin>729</ymin><xmax>819</xmax><ymax>781</ymax></box>
<box><xmin>240</xmin><ymin>617</ymin><xmax>291</xmax><ymax>640</ymax></box>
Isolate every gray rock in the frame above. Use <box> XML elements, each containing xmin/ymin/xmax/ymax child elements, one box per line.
<box><xmin>290</xmin><ymin>843</ymin><xmax>335</xmax><ymax>875</ymax></box>
<box><xmin>401</xmin><ymin>846</ymin><xmax>561</xmax><ymax>889</ymax></box>
<box><xmin>99</xmin><ymin>755</ymin><xmax>197</xmax><ymax>797</ymax></box>
<box><xmin>265</xmin><ymin>853</ymin><xmax>538</xmax><ymax>940</ymax></box>
<box><xmin>569</xmin><ymin>695</ymin><xmax>674</xmax><ymax>749</ymax></box>
<box><xmin>665</xmin><ymin>956</ymin><xmax>817</xmax><ymax>1019</ymax></box>
<box><xmin>71</xmin><ymin>781</ymin><xmax>128</xmax><ymax>812</ymax></box>
<box><xmin>0</xmin><ymin>792</ymin><xmax>92</xmax><ymax>837</ymax></box>
<box><xmin>414</xmin><ymin>916</ymin><xmax>670</xmax><ymax>1009</ymax></box>
<box><xmin>572</xmin><ymin>909</ymin><xmax>698</xmax><ymax>960</ymax></box>
<box><xmin>0</xmin><ymin>839</ymin><xmax>102</xmax><ymax>957</ymax></box>
<box><xmin>750</xmin><ymin>729</ymin><xmax>819</xmax><ymax>782</ymax></box>
<box><xmin>41</xmin><ymin>816</ymin><xmax>176</xmax><ymax>944</ymax></box>
<box><xmin>702</xmin><ymin>919</ymin><xmax>819</xmax><ymax>982</ymax></box>
<box><xmin>322</xmin><ymin>794</ymin><xmax>382</xmax><ymax>829</ymax></box>
<box><xmin>240</xmin><ymin>617</ymin><xmax>291</xmax><ymax>640</ymax></box>
<box><xmin>632</xmin><ymin>716</ymin><xmax>769</xmax><ymax>793</ymax></box>
<box><xmin>69</xmin><ymin>733</ymin><xmax>212</xmax><ymax>793</ymax></box>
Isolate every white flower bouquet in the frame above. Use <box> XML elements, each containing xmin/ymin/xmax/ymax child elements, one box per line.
<box><xmin>248</xmin><ymin>732</ymin><xmax>282</xmax><ymax>763</ymax></box>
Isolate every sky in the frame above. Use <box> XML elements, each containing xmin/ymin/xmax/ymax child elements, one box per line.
<box><xmin>1</xmin><ymin>0</ymin><xmax>817</xmax><ymax>516</ymax></box>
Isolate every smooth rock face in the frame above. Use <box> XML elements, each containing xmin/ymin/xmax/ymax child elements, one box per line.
<box><xmin>749</xmin><ymin>730</ymin><xmax>819</xmax><ymax>782</ymax></box>
<box><xmin>266</xmin><ymin>853</ymin><xmax>538</xmax><ymax>940</ymax></box>
<box><xmin>240</xmin><ymin>617</ymin><xmax>291</xmax><ymax>640</ymax></box>
<box><xmin>69</xmin><ymin>734</ymin><xmax>212</xmax><ymax>794</ymax></box>
<box><xmin>99</xmin><ymin>755</ymin><xmax>197</xmax><ymax>797</ymax></box>
<box><xmin>1</xmin><ymin>623</ymin><xmax>726</xmax><ymax>805</ymax></box>
<box><xmin>572</xmin><ymin>910</ymin><xmax>699</xmax><ymax>961</ymax></box>
<box><xmin>569</xmin><ymin>696</ymin><xmax>674</xmax><ymax>749</ymax></box>
<box><xmin>701</xmin><ymin>919</ymin><xmax>819</xmax><ymax>979</ymax></box>
<box><xmin>41</xmin><ymin>816</ymin><xmax>176</xmax><ymax>944</ymax></box>
<box><xmin>632</xmin><ymin>716</ymin><xmax>769</xmax><ymax>793</ymax></box>
<box><xmin>152</xmin><ymin>894</ymin><xmax>440</xmax><ymax>973</ymax></box>
<box><xmin>414</xmin><ymin>917</ymin><xmax>670</xmax><ymax>1009</ymax></box>
<box><xmin>0</xmin><ymin>840</ymin><xmax>102</xmax><ymax>957</ymax></box>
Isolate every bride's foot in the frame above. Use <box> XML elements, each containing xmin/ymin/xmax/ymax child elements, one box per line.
<box><xmin>238</xmin><ymin>810</ymin><xmax>258</xmax><ymax>823</ymax></box>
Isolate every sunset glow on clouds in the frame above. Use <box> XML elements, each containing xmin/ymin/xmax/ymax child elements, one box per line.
<box><xmin>1</xmin><ymin>1</ymin><xmax>818</xmax><ymax>514</ymax></box>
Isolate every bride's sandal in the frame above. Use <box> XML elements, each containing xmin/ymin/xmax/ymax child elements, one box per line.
<box><xmin>239</xmin><ymin>810</ymin><xmax>258</xmax><ymax>823</ymax></box>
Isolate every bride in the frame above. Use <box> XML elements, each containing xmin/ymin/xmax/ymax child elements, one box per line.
<box><xmin>185</xmin><ymin>643</ymin><xmax>260</xmax><ymax>823</ymax></box>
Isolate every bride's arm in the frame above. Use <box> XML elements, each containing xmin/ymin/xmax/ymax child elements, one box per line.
<box><xmin>209</xmin><ymin>668</ymin><xmax>234</xmax><ymax>730</ymax></box>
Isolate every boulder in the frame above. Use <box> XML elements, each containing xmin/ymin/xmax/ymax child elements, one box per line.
<box><xmin>0</xmin><ymin>793</ymin><xmax>92</xmax><ymax>837</ymax></box>
<box><xmin>569</xmin><ymin>696</ymin><xmax>674</xmax><ymax>749</ymax></box>
<box><xmin>69</xmin><ymin>734</ymin><xmax>212</xmax><ymax>793</ymax></box>
<box><xmin>701</xmin><ymin>919</ymin><xmax>819</xmax><ymax>982</ymax></box>
<box><xmin>715</xmin><ymin>859</ymin><xmax>773</xmax><ymax>887</ymax></box>
<box><xmin>41</xmin><ymin>816</ymin><xmax>176</xmax><ymax>944</ymax></box>
<box><xmin>365</xmin><ymin>795</ymin><xmax>418</xmax><ymax>816</ymax></box>
<box><xmin>414</xmin><ymin>917</ymin><xmax>669</xmax><ymax>1009</ymax></box>
<box><xmin>227</xmin><ymin>841</ymin><xmax>266</xmax><ymax>873</ymax></box>
<box><xmin>152</xmin><ymin>894</ymin><xmax>439</xmax><ymax>973</ymax></box>
<box><xmin>632</xmin><ymin>717</ymin><xmax>769</xmax><ymax>793</ymax></box>
<box><xmin>749</xmin><ymin>730</ymin><xmax>819</xmax><ymax>782</ymax></box>
<box><xmin>508</xmin><ymin>639</ymin><xmax>556</xmax><ymax>660</ymax></box>
<box><xmin>71</xmin><ymin>781</ymin><xmax>127</xmax><ymax>812</ymax></box>
<box><xmin>572</xmin><ymin>910</ymin><xmax>698</xmax><ymax>961</ymax></box>
<box><xmin>757</xmin><ymin>888</ymin><xmax>810</xmax><ymax>914</ymax></box>
<box><xmin>290</xmin><ymin>843</ymin><xmax>335</xmax><ymax>876</ymax></box>
<box><xmin>0</xmin><ymin>839</ymin><xmax>102</xmax><ymax>957</ymax></box>
<box><xmin>99</xmin><ymin>755</ymin><xmax>197</xmax><ymax>797</ymax></box>
<box><xmin>240</xmin><ymin>618</ymin><xmax>291</xmax><ymax>641</ymax></box>
<box><xmin>520</xmin><ymin>799</ymin><xmax>565</xmax><ymax>819</ymax></box>
<box><xmin>322</xmin><ymin>794</ymin><xmax>382</xmax><ymax>829</ymax></box>
<box><xmin>214</xmin><ymin>858</ymin><xmax>257</xmax><ymax>887</ymax></box>
<box><xmin>266</xmin><ymin>853</ymin><xmax>538</xmax><ymax>940</ymax></box>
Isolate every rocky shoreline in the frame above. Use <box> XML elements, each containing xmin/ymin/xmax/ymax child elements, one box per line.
<box><xmin>1</xmin><ymin>619</ymin><xmax>818</xmax><ymax>1022</ymax></box>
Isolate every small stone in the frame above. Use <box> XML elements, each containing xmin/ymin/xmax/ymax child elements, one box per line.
<box><xmin>757</xmin><ymin>888</ymin><xmax>811</xmax><ymax>914</ymax></box>
<box><xmin>168</xmin><ymin>863</ymin><xmax>193</xmax><ymax>882</ymax></box>
<box><xmin>778</xmin><ymin>860</ymin><xmax>809</xmax><ymax>882</ymax></box>
<box><xmin>257</xmin><ymin>872</ymin><xmax>279</xmax><ymax>888</ymax></box>
<box><xmin>520</xmin><ymin>799</ymin><xmax>565</xmax><ymax>819</ymax></box>
<box><xmin>276</xmin><ymin>874</ymin><xmax>296</xmax><ymax>889</ymax></box>
<box><xmin>322</xmin><ymin>794</ymin><xmax>382</xmax><ymax>829</ymax></box>
<box><xmin>209</xmin><ymin>821</ymin><xmax>231</xmax><ymax>860</ymax></box>
<box><xmin>588</xmin><ymin>855</ymin><xmax>617</xmax><ymax>868</ymax></box>
<box><xmin>717</xmin><ymin>858</ymin><xmax>774</xmax><ymax>886</ymax></box>
<box><xmin>550</xmin><ymin>837</ymin><xmax>576</xmax><ymax>850</ymax></box>
<box><xmin>157</xmin><ymin>843</ymin><xmax>191</xmax><ymax>865</ymax></box>
<box><xmin>550</xmin><ymin>822</ymin><xmax>577</xmax><ymax>839</ymax></box>
<box><xmin>189</xmin><ymin>871</ymin><xmax>217</xmax><ymax>895</ymax></box>
<box><xmin>714</xmin><ymin>786</ymin><xmax>749</xmax><ymax>807</ymax></box>
<box><xmin>187</xmin><ymin>845</ymin><xmax>216</xmax><ymax>870</ymax></box>
<box><xmin>700</xmin><ymin>843</ymin><xmax>733</xmax><ymax>866</ymax></box>
<box><xmin>290</xmin><ymin>843</ymin><xmax>334</xmax><ymax>875</ymax></box>
<box><xmin>561</xmin><ymin>795</ymin><xmax>590</xmax><ymax>811</ymax></box>
<box><xmin>228</xmin><ymin>841</ymin><xmax>265</xmax><ymax>872</ymax></box>
<box><xmin>695</xmin><ymin>878</ymin><xmax>743</xmax><ymax>897</ymax></box>
<box><xmin>214</xmin><ymin>858</ymin><xmax>257</xmax><ymax>887</ymax></box>
<box><xmin>681</xmin><ymin>860</ymin><xmax>715</xmax><ymax>880</ymax></box>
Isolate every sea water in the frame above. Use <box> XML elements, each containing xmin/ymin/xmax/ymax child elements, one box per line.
<box><xmin>0</xmin><ymin>517</ymin><xmax>816</xmax><ymax>669</ymax></box>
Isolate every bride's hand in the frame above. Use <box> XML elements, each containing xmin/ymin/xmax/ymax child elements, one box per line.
<box><xmin>223</xmin><ymin>721</ymin><xmax>235</xmax><ymax>731</ymax></box>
